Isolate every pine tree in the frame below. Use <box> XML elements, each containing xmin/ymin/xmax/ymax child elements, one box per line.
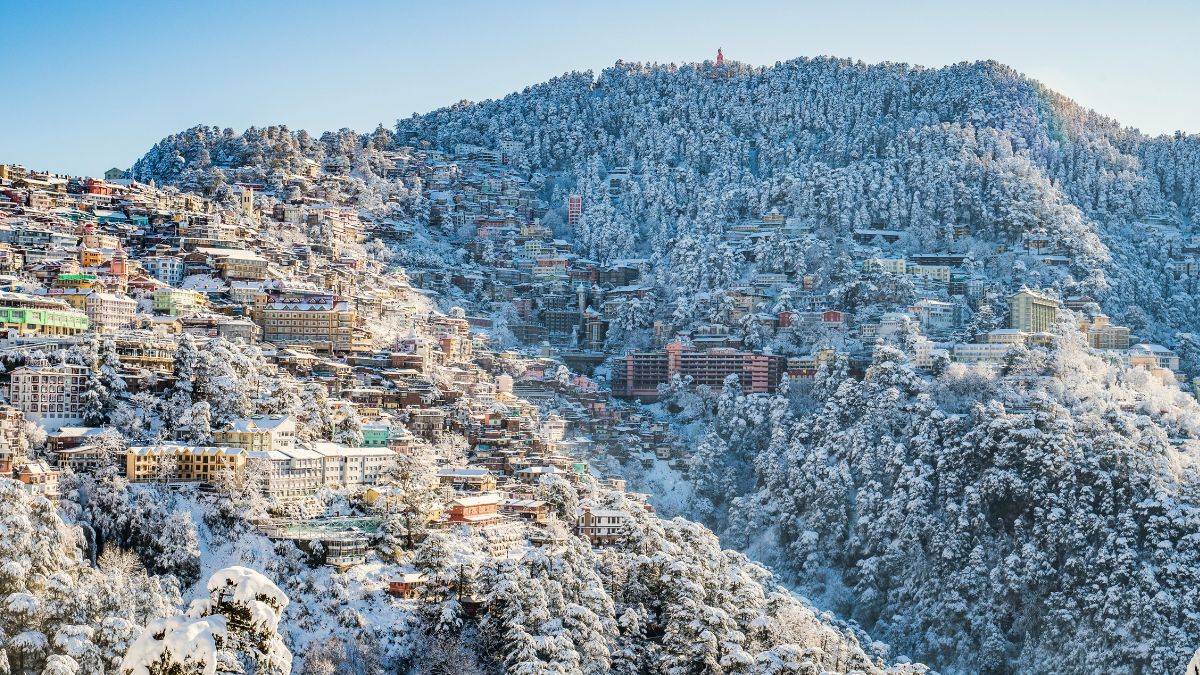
<box><xmin>376</xmin><ymin>455</ymin><xmax>438</xmax><ymax>555</ymax></box>
<box><xmin>332</xmin><ymin>403</ymin><xmax>363</xmax><ymax>447</ymax></box>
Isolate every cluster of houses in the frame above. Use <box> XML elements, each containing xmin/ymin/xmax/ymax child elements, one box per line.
<box><xmin>908</xmin><ymin>288</ymin><xmax>1181</xmax><ymax>381</ymax></box>
<box><xmin>0</xmin><ymin>142</ymin><xmax>1190</xmax><ymax>578</ymax></box>
<box><xmin>0</xmin><ymin>158</ymin><xmax>658</xmax><ymax>573</ymax></box>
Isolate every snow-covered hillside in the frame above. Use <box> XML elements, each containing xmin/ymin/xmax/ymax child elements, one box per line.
<box><xmin>120</xmin><ymin>55</ymin><xmax>1200</xmax><ymax>674</ymax></box>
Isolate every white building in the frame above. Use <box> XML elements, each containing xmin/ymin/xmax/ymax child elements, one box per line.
<box><xmin>310</xmin><ymin>442</ymin><xmax>395</xmax><ymax>488</ymax></box>
<box><xmin>865</xmin><ymin>257</ymin><xmax>907</xmax><ymax>275</ymax></box>
<box><xmin>253</xmin><ymin>443</ymin><xmax>396</xmax><ymax>499</ymax></box>
<box><xmin>1126</xmin><ymin>344</ymin><xmax>1180</xmax><ymax>373</ymax></box>
<box><xmin>912</xmin><ymin>338</ymin><xmax>951</xmax><ymax>370</ymax></box>
<box><xmin>952</xmin><ymin>342</ymin><xmax>1012</xmax><ymax>366</ymax></box>
<box><xmin>85</xmin><ymin>292</ymin><xmax>137</xmax><ymax>333</ymax></box>
<box><xmin>252</xmin><ymin>447</ymin><xmax>325</xmax><ymax>500</ymax></box>
<box><xmin>910</xmin><ymin>299</ymin><xmax>958</xmax><ymax>334</ymax></box>
<box><xmin>877</xmin><ymin>312</ymin><xmax>916</xmax><ymax>341</ymax></box>
<box><xmin>6</xmin><ymin>358</ymin><xmax>87</xmax><ymax>430</ymax></box>
<box><xmin>141</xmin><ymin>256</ymin><xmax>185</xmax><ymax>285</ymax></box>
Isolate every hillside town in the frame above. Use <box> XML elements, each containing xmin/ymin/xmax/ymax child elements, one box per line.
<box><xmin>0</xmin><ymin>157</ymin><xmax>664</xmax><ymax>576</ymax></box>
<box><xmin>2</xmin><ymin>115</ymin><xmax>1200</xmax><ymax>674</ymax></box>
<box><xmin>0</xmin><ymin>145</ymin><xmax>1188</xmax><ymax>559</ymax></box>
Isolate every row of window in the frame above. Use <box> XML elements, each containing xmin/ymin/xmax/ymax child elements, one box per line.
<box><xmin>29</xmin><ymin>405</ymin><xmax>81</xmax><ymax>415</ymax></box>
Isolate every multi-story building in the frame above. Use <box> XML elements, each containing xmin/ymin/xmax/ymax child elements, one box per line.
<box><xmin>1082</xmin><ymin>314</ymin><xmax>1131</xmax><ymax>350</ymax></box>
<box><xmin>1127</xmin><ymin>344</ymin><xmax>1180</xmax><ymax>373</ymax></box>
<box><xmin>251</xmin><ymin>442</ymin><xmax>396</xmax><ymax>498</ymax></box>
<box><xmin>308</xmin><ymin>442</ymin><xmax>395</xmax><ymax>488</ymax></box>
<box><xmin>262</xmin><ymin>294</ymin><xmax>356</xmax><ymax>353</ymax></box>
<box><xmin>6</xmin><ymin>357</ymin><xmax>87</xmax><ymax>430</ymax></box>
<box><xmin>436</xmin><ymin>467</ymin><xmax>497</xmax><ymax>493</ymax></box>
<box><xmin>0</xmin><ymin>405</ymin><xmax>26</xmax><ymax>474</ymax></box>
<box><xmin>216</xmin><ymin>317</ymin><xmax>260</xmax><ymax>342</ymax></box>
<box><xmin>112</xmin><ymin>334</ymin><xmax>178</xmax><ymax>374</ymax></box>
<box><xmin>406</xmin><ymin>408</ymin><xmax>447</xmax><ymax>439</ymax></box>
<box><xmin>15</xmin><ymin>460</ymin><xmax>60</xmax><ymax>501</ymax></box>
<box><xmin>251</xmin><ymin>446</ymin><xmax>324</xmax><ymax>500</ymax></box>
<box><xmin>211</xmin><ymin>415</ymin><xmax>297</xmax><ymax>453</ymax></box>
<box><xmin>141</xmin><ymin>256</ymin><xmax>185</xmax><ymax>285</ymax></box>
<box><xmin>84</xmin><ymin>291</ymin><xmax>137</xmax><ymax>332</ymax></box>
<box><xmin>908</xmin><ymin>264</ymin><xmax>952</xmax><ymax>283</ymax></box>
<box><xmin>308</xmin><ymin>206</ymin><xmax>363</xmax><ymax>244</ymax></box>
<box><xmin>567</xmin><ymin>194</ymin><xmax>582</xmax><ymax>225</ymax></box>
<box><xmin>610</xmin><ymin>350</ymin><xmax>669</xmax><ymax>398</ymax></box>
<box><xmin>952</xmin><ymin>342</ymin><xmax>1014</xmax><ymax>365</ymax></box>
<box><xmin>125</xmin><ymin>444</ymin><xmax>248</xmax><ymax>483</ymax></box>
<box><xmin>864</xmin><ymin>257</ymin><xmax>907</xmax><ymax>275</ymax></box>
<box><xmin>1009</xmin><ymin>288</ymin><xmax>1060</xmax><ymax>333</ymax></box>
<box><xmin>361</xmin><ymin>423</ymin><xmax>392</xmax><ymax>447</ymax></box>
<box><xmin>447</xmin><ymin>494</ymin><xmax>501</xmax><ymax>525</ymax></box>
<box><xmin>0</xmin><ymin>291</ymin><xmax>89</xmax><ymax>337</ymax></box>
<box><xmin>912</xmin><ymin>338</ymin><xmax>951</xmax><ymax>370</ymax></box>
<box><xmin>611</xmin><ymin>339</ymin><xmax>786</xmax><ymax>398</ymax></box>
<box><xmin>194</xmin><ymin>247</ymin><xmax>269</xmax><ymax>281</ymax></box>
<box><xmin>576</xmin><ymin>506</ymin><xmax>627</xmax><ymax>545</ymax></box>
<box><xmin>152</xmin><ymin>287</ymin><xmax>207</xmax><ymax>316</ymax></box>
<box><xmin>910</xmin><ymin>299</ymin><xmax>959</xmax><ymax>335</ymax></box>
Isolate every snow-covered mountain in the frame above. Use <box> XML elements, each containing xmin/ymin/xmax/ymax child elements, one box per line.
<box><xmin>128</xmin><ymin>56</ymin><xmax>1200</xmax><ymax>674</ymax></box>
<box><xmin>134</xmin><ymin>57</ymin><xmax>1200</xmax><ymax>345</ymax></box>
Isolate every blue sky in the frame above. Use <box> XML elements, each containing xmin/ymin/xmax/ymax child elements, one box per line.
<box><xmin>2</xmin><ymin>0</ymin><xmax>1197</xmax><ymax>177</ymax></box>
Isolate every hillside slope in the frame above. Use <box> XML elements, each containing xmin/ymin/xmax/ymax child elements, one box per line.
<box><xmin>134</xmin><ymin>57</ymin><xmax>1200</xmax><ymax>343</ymax></box>
<box><xmin>129</xmin><ymin>57</ymin><xmax>1200</xmax><ymax>673</ymax></box>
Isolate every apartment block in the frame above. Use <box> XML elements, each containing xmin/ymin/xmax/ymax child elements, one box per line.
<box><xmin>84</xmin><ymin>292</ymin><xmax>137</xmax><ymax>332</ymax></box>
<box><xmin>611</xmin><ymin>339</ymin><xmax>785</xmax><ymax>398</ymax></box>
<box><xmin>6</xmin><ymin>358</ymin><xmax>87</xmax><ymax>429</ymax></box>
<box><xmin>1009</xmin><ymin>288</ymin><xmax>1060</xmax><ymax>333</ymax></box>
<box><xmin>0</xmin><ymin>291</ymin><xmax>89</xmax><ymax>337</ymax></box>
<box><xmin>262</xmin><ymin>294</ymin><xmax>356</xmax><ymax>353</ymax></box>
<box><xmin>126</xmin><ymin>444</ymin><xmax>249</xmax><ymax>482</ymax></box>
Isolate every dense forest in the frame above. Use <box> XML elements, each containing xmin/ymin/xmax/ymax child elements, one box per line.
<box><xmin>130</xmin><ymin>56</ymin><xmax>1200</xmax><ymax>673</ymax></box>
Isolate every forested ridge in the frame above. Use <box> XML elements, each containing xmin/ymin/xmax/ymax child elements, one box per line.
<box><xmin>129</xmin><ymin>56</ymin><xmax>1200</xmax><ymax>674</ymax></box>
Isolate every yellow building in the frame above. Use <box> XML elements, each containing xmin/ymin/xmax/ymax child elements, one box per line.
<box><xmin>908</xmin><ymin>264</ymin><xmax>952</xmax><ymax>283</ymax></box>
<box><xmin>125</xmin><ymin>444</ymin><xmax>248</xmax><ymax>483</ymax></box>
<box><xmin>78</xmin><ymin>248</ymin><xmax>104</xmax><ymax>267</ymax></box>
<box><xmin>152</xmin><ymin>287</ymin><xmax>207</xmax><ymax>316</ymax></box>
<box><xmin>865</xmin><ymin>257</ymin><xmax>907</xmax><ymax>275</ymax></box>
<box><xmin>1008</xmin><ymin>288</ymin><xmax>1060</xmax><ymax>333</ymax></box>
<box><xmin>262</xmin><ymin>294</ymin><xmax>357</xmax><ymax>353</ymax></box>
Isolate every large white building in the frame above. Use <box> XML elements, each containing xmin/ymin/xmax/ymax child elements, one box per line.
<box><xmin>252</xmin><ymin>442</ymin><xmax>396</xmax><ymax>499</ymax></box>
<box><xmin>1009</xmin><ymin>288</ymin><xmax>1060</xmax><ymax>334</ymax></box>
<box><xmin>85</xmin><ymin>292</ymin><xmax>137</xmax><ymax>333</ymax></box>
<box><xmin>310</xmin><ymin>442</ymin><xmax>395</xmax><ymax>487</ymax></box>
<box><xmin>952</xmin><ymin>342</ymin><xmax>1013</xmax><ymax>366</ymax></box>
<box><xmin>910</xmin><ymin>299</ymin><xmax>958</xmax><ymax>335</ymax></box>
<box><xmin>6</xmin><ymin>358</ymin><xmax>87</xmax><ymax>430</ymax></box>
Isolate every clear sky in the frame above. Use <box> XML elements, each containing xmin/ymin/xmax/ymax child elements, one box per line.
<box><xmin>3</xmin><ymin>0</ymin><xmax>1197</xmax><ymax>177</ymax></box>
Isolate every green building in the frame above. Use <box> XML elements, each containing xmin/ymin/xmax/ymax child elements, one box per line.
<box><xmin>152</xmin><ymin>288</ymin><xmax>205</xmax><ymax>316</ymax></box>
<box><xmin>361</xmin><ymin>424</ymin><xmax>392</xmax><ymax>448</ymax></box>
<box><xmin>0</xmin><ymin>292</ymin><xmax>90</xmax><ymax>337</ymax></box>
